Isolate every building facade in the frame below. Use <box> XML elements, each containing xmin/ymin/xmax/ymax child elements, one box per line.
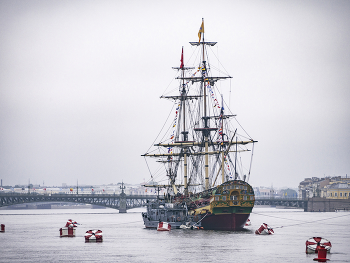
<box><xmin>324</xmin><ymin>183</ymin><xmax>350</xmax><ymax>199</ymax></box>
<box><xmin>299</xmin><ymin>176</ymin><xmax>350</xmax><ymax>199</ymax></box>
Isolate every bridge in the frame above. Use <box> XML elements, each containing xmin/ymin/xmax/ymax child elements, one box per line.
<box><xmin>254</xmin><ymin>198</ymin><xmax>307</xmax><ymax>210</ymax></box>
<box><xmin>254</xmin><ymin>197</ymin><xmax>350</xmax><ymax>212</ymax></box>
<box><xmin>0</xmin><ymin>193</ymin><xmax>308</xmax><ymax>211</ymax></box>
<box><xmin>0</xmin><ymin>192</ymin><xmax>157</xmax><ymax>212</ymax></box>
<box><xmin>1</xmin><ymin>193</ymin><xmax>346</xmax><ymax>212</ymax></box>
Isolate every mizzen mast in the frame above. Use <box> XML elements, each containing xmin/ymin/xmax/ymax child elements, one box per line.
<box><xmin>169</xmin><ymin>47</ymin><xmax>195</xmax><ymax>195</ymax></box>
<box><xmin>179</xmin><ymin>47</ymin><xmax>189</xmax><ymax>195</ymax></box>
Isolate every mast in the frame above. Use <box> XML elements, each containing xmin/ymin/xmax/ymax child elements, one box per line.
<box><xmin>180</xmin><ymin>47</ymin><xmax>189</xmax><ymax>196</ymax></box>
<box><xmin>198</xmin><ymin>18</ymin><xmax>210</xmax><ymax>190</ymax></box>
<box><xmin>221</xmin><ymin>95</ymin><xmax>225</xmax><ymax>184</ymax></box>
<box><xmin>235</xmin><ymin>136</ymin><xmax>237</xmax><ymax>179</ymax></box>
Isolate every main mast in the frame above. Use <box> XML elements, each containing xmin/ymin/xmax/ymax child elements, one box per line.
<box><xmin>200</xmin><ymin>19</ymin><xmax>210</xmax><ymax>190</ymax></box>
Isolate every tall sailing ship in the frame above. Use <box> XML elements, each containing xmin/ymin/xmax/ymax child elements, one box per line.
<box><xmin>142</xmin><ymin>20</ymin><xmax>257</xmax><ymax>231</ymax></box>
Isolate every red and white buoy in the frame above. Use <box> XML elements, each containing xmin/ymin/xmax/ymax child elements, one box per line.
<box><xmin>313</xmin><ymin>246</ymin><xmax>329</xmax><ymax>262</ymax></box>
<box><xmin>85</xmin><ymin>230</ymin><xmax>103</xmax><ymax>242</ymax></box>
<box><xmin>0</xmin><ymin>224</ymin><xmax>5</xmax><ymax>232</ymax></box>
<box><xmin>245</xmin><ymin>218</ymin><xmax>251</xmax><ymax>226</ymax></box>
<box><xmin>157</xmin><ymin>222</ymin><xmax>171</xmax><ymax>231</ymax></box>
<box><xmin>65</xmin><ymin>219</ymin><xmax>78</xmax><ymax>227</ymax></box>
<box><xmin>60</xmin><ymin>219</ymin><xmax>78</xmax><ymax>237</ymax></box>
<box><xmin>306</xmin><ymin>237</ymin><xmax>332</xmax><ymax>254</ymax></box>
<box><xmin>255</xmin><ymin>223</ymin><xmax>274</xmax><ymax>235</ymax></box>
<box><xmin>59</xmin><ymin>227</ymin><xmax>76</xmax><ymax>237</ymax></box>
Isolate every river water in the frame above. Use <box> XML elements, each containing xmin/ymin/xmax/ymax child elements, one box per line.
<box><xmin>0</xmin><ymin>207</ymin><xmax>349</xmax><ymax>262</ymax></box>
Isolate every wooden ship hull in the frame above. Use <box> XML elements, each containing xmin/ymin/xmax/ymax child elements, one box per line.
<box><xmin>187</xmin><ymin>180</ymin><xmax>254</xmax><ymax>230</ymax></box>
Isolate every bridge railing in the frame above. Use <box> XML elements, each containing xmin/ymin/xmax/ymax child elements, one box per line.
<box><xmin>0</xmin><ymin>192</ymin><xmax>157</xmax><ymax>209</ymax></box>
<box><xmin>255</xmin><ymin>197</ymin><xmax>305</xmax><ymax>201</ymax></box>
<box><xmin>0</xmin><ymin>192</ymin><xmax>157</xmax><ymax>197</ymax></box>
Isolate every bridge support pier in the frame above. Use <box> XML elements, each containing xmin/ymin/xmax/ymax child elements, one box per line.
<box><xmin>119</xmin><ymin>183</ymin><xmax>127</xmax><ymax>213</ymax></box>
<box><xmin>306</xmin><ymin>197</ymin><xmax>350</xmax><ymax>212</ymax></box>
<box><xmin>119</xmin><ymin>196</ymin><xmax>127</xmax><ymax>213</ymax></box>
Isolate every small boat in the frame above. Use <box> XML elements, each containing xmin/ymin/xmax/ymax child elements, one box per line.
<box><xmin>306</xmin><ymin>237</ymin><xmax>331</xmax><ymax>254</ymax></box>
<box><xmin>245</xmin><ymin>218</ymin><xmax>251</xmax><ymax>226</ymax></box>
<box><xmin>255</xmin><ymin>223</ymin><xmax>274</xmax><ymax>235</ymax></box>
<box><xmin>85</xmin><ymin>230</ymin><xmax>103</xmax><ymax>242</ymax></box>
<box><xmin>180</xmin><ymin>222</ymin><xmax>192</xmax><ymax>229</ymax></box>
<box><xmin>179</xmin><ymin>222</ymin><xmax>203</xmax><ymax>230</ymax></box>
<box><xmin>157</xmin><ymin>222</ymin><xmax>171</xmax><ymax>231</ymax></box>
<box><xmin>59</xmin><ymin>227</ymin><xmax>76</xmax><ymax>237</ymax></box>
<box><xmin>0</xmin><ymin>224</ymin><xmax>5</xmax><ymax>232</ymax></box>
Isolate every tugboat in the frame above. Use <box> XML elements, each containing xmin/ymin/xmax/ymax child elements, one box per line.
<box><xmin>142</xmin><ymin>19</ymin><xmax>257</xmax><ymax>230</ymax></box>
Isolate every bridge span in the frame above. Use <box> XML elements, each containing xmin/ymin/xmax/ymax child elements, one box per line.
<box><xmin>0</xmin><ymin>193</ymin><xmax>157</xmax><ymax>212</ymax></box>
<box><xmin>1</xmin><ymin>193</ymin><xmax>309</xmax><ymax>211</ymax></box>
<box><xmin>254</xmin><ymin>198</ymin><xmax>307</xmax><ymax>210</ymax></box>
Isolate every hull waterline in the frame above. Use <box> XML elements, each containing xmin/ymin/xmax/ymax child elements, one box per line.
<box><xmin>201</xmin><ymin>213</ymin><xmax>250</xmax><ymax>231</ymax></box>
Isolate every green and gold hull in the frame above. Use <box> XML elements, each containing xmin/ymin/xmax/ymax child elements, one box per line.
<box><xmin>187</xmin><ymin>180</ymin><xmax>255</xmax><ymax>230</ymax></box>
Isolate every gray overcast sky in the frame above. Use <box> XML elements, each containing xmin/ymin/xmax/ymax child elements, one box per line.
<box><xmin>1</xmin><ymin>0</ymin><xmax>349</xmax><ymax>188</ymax></box>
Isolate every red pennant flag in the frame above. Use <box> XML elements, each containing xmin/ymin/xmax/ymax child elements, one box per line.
<box><xmin>180</xmin><ymin>47</ymin><xmax>184</xmax><ymax>69</ymax></box>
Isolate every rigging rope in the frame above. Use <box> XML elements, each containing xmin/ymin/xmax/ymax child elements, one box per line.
<box><xmin>145</xmin><ymin>103</ymin><xmax>176</xmax><ymax>154</ymax></box>
<box><xmin>252</xmin><ymin>211</ymin><xmax>350</xmax><ymax>229</ymax></box>
<box><xmin>168</xmin><ymin>102</ymin><xmax>181</xmax><ymax>155</ymax></box>
<box><xmin>247</xmin><ymin>142</ymin><xmax>255</xmax><ymax>183</ymax></box>
<box><xmin>144</xmin><ymin>157</ymin><xmax>154</xmax><ymax>182</ymax></box>
<box><xmin>195</xmin><ymin>212</ymin><xmax>209</xmax><ymax>225</ymax></box>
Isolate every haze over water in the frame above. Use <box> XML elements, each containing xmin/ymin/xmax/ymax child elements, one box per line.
<box><xmin>1</xmin><ymin>0</ymin><xmax>350</xmax><ymax>189</ymax></box>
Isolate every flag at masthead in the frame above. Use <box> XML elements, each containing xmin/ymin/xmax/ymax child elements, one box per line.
<box><xmin>198</xmin><ymin>19</ymin><xmax>204</xmax><ymax>43</ymax></box>
<box><xmin>180</xmin><ymin>47</ymin><xmax>184</xmax><ymax>69</ymax></box>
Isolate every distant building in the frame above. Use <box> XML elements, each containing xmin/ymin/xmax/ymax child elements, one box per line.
<box><xmin>324</xmin><ymin>183</ymin><xmax>350</xmax><ymax>199</ymax></box>
<box><xmin>277</xmin><ymin>188</ymin><xmax>298</xmax><ymax>199</ymax></box>
<box><xmin>299</xmin><ymin>175</ymin><xmax>350</xmax><ymax>199</ymax></box>
<box><xmin>254</xmin><ymin>187</ymin><xmax>276</xmax><ymax>198</ymax></box>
